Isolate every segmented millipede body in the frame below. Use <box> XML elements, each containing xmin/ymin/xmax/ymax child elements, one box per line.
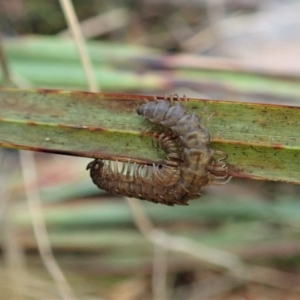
<box><xmin>87</xmin><ymin>159</ymin><xmax>181</xmax><ymax>205</ymax></box>
<box><xmin>87</xmin><ymin>95</ymin><xmax>230</xmax><ymax>206</ymax></box>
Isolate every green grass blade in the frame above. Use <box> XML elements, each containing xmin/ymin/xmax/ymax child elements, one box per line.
<box><xmin>0</xmin><ymin>88</ymin><xmax>299</xmax><ymax>182</ymax></box>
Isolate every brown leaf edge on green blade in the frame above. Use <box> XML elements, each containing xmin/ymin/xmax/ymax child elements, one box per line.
<box><xmin>0</xmin><ymin>88</ymin><xmax>299</xmax><ymax>183</ymax></box>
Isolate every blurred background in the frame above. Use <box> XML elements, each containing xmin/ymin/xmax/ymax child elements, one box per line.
<box><xmin>1</xmin><ymin>0</ymin><xmax>300</xmax><ymax>299</ymax></box>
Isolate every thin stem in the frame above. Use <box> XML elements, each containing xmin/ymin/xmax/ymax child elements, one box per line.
<box><xmin>59</xmin><ymin>0</ymin><xmax>99</xmax><ymax>92</ymax></box>
<box><xmin>20</xmin><ymin>151</ymin><xmax>77</xmax><ymax>300</ymax></box>
<box><xmin>0</xmin><ymin>34</ymin><xmax>12</xmax><ymax>83</ymax></box>
<box><xmin>126</xmin><ymin>198</ymin><xmax>243</xmax><ymax>273</ymax></box>
<box><xmin>152</xmin><ymin>237</ymin><xmax>168</xmax><ymax>300</ymax></box>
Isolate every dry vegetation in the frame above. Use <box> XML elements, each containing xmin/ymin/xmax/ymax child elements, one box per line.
<box><xmin>0</xmin><ymin>0</ymin><xmax>300</xmax><ymax>299</ymax></box>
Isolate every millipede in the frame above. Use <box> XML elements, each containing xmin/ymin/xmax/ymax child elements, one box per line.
<box><xmin>87</xmin><ymin>94</ymin><xmax>231</xmax><ymax>206</ymax></box>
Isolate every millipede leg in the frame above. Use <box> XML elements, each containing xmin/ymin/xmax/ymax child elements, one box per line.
<box><xmin>214</xmin><ymin>150</ymin><xmax>228</xmax><ymax>160</ymax></box>
<box><xmin>204</xmin><ymin>111</ymin><xmax>215</xmax><ymax>127</ymax></box>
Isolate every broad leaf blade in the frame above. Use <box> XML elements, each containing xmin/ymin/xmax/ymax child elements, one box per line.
<box><xmin>0</xmin><ymin>88</ymin><xmax>299</xmax><ymax>183</ymax></box>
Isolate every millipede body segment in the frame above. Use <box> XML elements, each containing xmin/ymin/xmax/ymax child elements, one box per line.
<box><xmin>87</xmin><ymin>95</ymin><xmax>230</xmax><ymax>206</ymax></box>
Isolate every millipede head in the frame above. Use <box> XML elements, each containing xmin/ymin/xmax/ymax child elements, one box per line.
<box><xmin>86</xmin><ymin>159</ymin><xmax>104</xmax><ymax>171</ymax></box>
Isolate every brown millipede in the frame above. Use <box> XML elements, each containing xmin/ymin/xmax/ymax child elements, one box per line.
<box><xmin>87</xmin><ymin>94</ymin><xmax>231</xmax><ymax>206</ymax></box>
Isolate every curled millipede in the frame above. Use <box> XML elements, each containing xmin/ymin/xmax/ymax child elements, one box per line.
<box><xmin>87</xmin><ymin>94</ymin><xmax>231</xmax><ymax>206</ymax></box>
<box><xmin>87</xmin><ymin>159</ymin><xmax>181</xmax><ymax>205</ymax></box>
